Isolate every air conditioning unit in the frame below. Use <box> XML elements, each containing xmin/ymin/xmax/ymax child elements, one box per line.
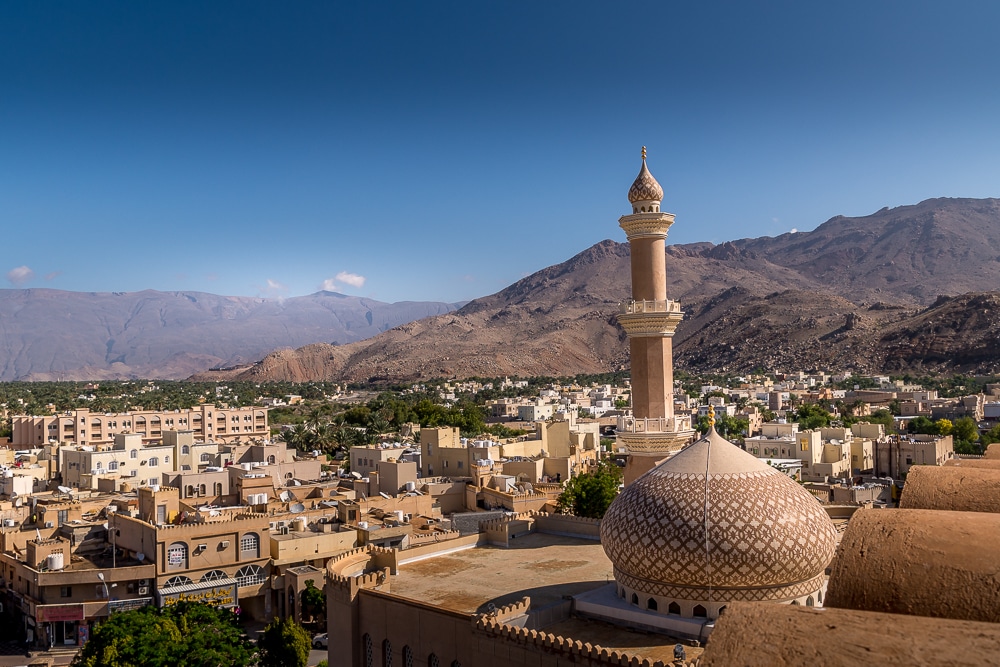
<box><xmin>138</xmin><ymin>579</ymin><xmax>148</xmax><ymax>586</ymax></box>
<box><xmin>44</xmin><ymin>521</ymin><xmax>54</xmax><ymax>528</ymax></box>
<box><xmin>220</xmin><ymin>540</ymin><xmax>230</xmax><ymax>549</ymax></box>
<box><xmin>138</xmin><ymin>586</ymin><xmax>149</xmax><ymax>595</ymax></box>
<box><xmin>197</xmin><ymin>543</ymin><xmax>207</xmax><ymax>552</ymax></box>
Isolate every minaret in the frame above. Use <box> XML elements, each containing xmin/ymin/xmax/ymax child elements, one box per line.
<box><xmin>617</xmin><ymin>147</ymin><xmax>695</xmax><ymax>485</ymax></box>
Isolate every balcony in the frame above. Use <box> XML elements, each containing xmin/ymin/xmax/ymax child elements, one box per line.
<box><xmin>619</xmin><ymin>299</ymin><xmax>681</xmax><ymax>314</ymax></box>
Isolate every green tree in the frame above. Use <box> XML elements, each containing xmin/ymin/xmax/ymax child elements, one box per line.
<box><xmin>71</xmin><ymin>603</ymin><xmax>254</xmax><ymax>667</ymax></box>
<box><xmin>794</xmin><ymin>404</ymin><xmax>831</xmax><ymax>430</ymax></box>
<box><xmin>953</xmin><ymin>416</ymin><xmax>979</xmax><ymax>443</ymax></box>
<box><xmin>257</xmin><ymin>616</ymin><xmax>311</xmax><ymax>667</ymax></box>
<box><xmin>301</xmin><ymin>580</ymin><xmax>326</xmax><ymax>624</ymax></box>
<box><xmin>556</xmin><ymin>460</ymin><xmax>622</xmax><ymax>519</ymax></box>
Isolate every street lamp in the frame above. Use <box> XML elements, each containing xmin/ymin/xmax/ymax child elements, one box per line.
<box><xmin>96</xmin><ymin>572</ymin><xmax>109</xmax><ymax>600</ymax></box>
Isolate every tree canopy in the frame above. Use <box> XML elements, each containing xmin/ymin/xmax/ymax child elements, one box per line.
<box><xmin>556</xmin><ymin>460</ymin><xmax>622</xmax><ymax>519</ymax></box>
<box><xmin>257</xmin><ymin>616</ymin><xmax>311</xmax><ymax>667</ymax></box>
<box><xmin>71</xmin><ymin>603</ymin><xmax>255</xmax><ymax>667</ymax></box>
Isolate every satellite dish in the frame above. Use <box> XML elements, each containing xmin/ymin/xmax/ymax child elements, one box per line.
<box><xmin>136</xmin><ymin>552</ymin><xmax>145</xmax><ymax>562</ymax></box>
<box><xmin>57</xmin><ymin>486</ymin><xmax>73</xmax><ymax>495</ymax></box>
<box><xmin>289</xmin><ymin>503</ymin><xmax>305</xmax><ymax>514</ymax></box>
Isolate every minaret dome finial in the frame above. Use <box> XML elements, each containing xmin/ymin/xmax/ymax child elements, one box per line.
<box><xmin>642</xmin><ymin>146</ymin><xmax>647</xmax><ymax>161</ymax></box>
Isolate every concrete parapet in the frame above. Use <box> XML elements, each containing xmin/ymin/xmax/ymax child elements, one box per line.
<box><xmin>475</xmin><ymin>617</ymin><xmax>669</xmax><ymax>667</ymax></box>
<box><xmin>945</xmin><ymin>457</ymin><xmax>1000</xmax><ymax>470</ymax></box>
<box><xmin>899</xmin><ymin>465</ymin><xmax>1000</xmax><ymax>513</ymax></box>
<box><xmin>826</xmin><ymin>508</ymin><xmax>1000</xmax><ymax>622</ymax></box>
<box><xmin>698</xmin><ymin>602</ymin><xmax>1000</xmax><ymax>666</ymax></box>
<box><xmin>535</xmin><ymin>513</ymin><xmax>602</xmax><ymax>539</ymax></box>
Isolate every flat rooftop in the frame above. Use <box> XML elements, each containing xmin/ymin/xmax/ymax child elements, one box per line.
<box><xmin>391</xmin><ymin>532</ymin><xmax>700</xmax><ymax>661</ymax></box>
<box><xmin>392</xmin><ymin>532</ymin><xmax>612</xmax><ymax>614</ymax></box>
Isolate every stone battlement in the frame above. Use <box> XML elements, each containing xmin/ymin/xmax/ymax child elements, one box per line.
<box><xmin>475</xmin><ymin>617</ymin><xmax>688</xmax><ymax>667</ymax></box>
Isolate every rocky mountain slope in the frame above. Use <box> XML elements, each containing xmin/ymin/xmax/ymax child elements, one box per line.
<box><xmin>0</xmin><ymin>289</ymin><xmax>459</xmax><ymax>381</ymax></box>
<box><xmin>192</xmin><ymin>197</ymin><xmax>1000</xmax><ymax>383</ymax></box>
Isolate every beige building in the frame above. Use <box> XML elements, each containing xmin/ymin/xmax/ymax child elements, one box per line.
<box><xmin>875</xmin><ymin>433</ymin><xmax>954</xmax><ymax>478</ymax></box>
<box><xmin>11</xmin><ymin>405</ymin><xmax>268</xmax><ymax>447</ymax></box>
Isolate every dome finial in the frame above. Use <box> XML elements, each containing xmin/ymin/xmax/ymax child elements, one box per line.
<box><xmin>708</xmin><ymin>405</ymin><xmax>716</xmax><ymax>428</ymax></box>
<box><xmin>642</xmin><ymin>145</ymin><xmax>647</xmax><ymax>161</ymax></box>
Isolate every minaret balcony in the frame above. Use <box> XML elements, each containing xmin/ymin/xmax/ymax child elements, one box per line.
<box><xmin>618</xmin><ymin>212</ymin><xmax>675</xmax><ymax>240</ymax></box>
<box><xmin>617</xmin><ymin>300</ymin><xmax>683</xmax><ymax>337</ymax></box>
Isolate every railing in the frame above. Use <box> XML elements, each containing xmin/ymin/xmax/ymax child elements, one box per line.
<box><xmin>616</xmin><ymin>415</ymin><xmax>691</xmax><ymax>433</ymax></box>
<box><xmin>619</xmin><ymin>299</ymin><xmax>681</xmax><ymax>315</ymax></box>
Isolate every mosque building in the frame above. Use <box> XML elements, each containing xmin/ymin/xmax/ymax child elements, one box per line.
<box><xmin>324</xmin><ymin>151</ymin><xmax>1000</xmax><ymax>667</ymax></box>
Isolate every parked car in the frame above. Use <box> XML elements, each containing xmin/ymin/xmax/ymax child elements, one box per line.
<box><xmin>313</xmin><ymin>632</ymin><xmax>328</xmax><ymax>649</ymax></box>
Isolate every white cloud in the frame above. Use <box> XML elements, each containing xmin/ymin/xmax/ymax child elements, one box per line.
<box><xmin>7</xmin><ymin>266</ymin><xmax>34</xmax><ymax>286</ymax></box>
<box><xmin>256</xmin><ymin>278</ymin><xmax>288</xmax><ymax>298</ymax></box>
<box><xmin>335</xmin><ymin>271</ymin><xmax>366</xmax><ymax>288</ymax></box>
<box><xmin>319</xmin><ymin>278</ymin><xmax>338</xmax><ymax>291</ymax></box>
<box><xmin>44</xmin><ymin>271</ymin><xmax>62</xmax><ymax>281</ymax></box>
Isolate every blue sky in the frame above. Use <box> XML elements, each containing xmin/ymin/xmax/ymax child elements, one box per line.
<box><xmin>3</xmin><ymin>1</ymin><xmax>1000</xmax><ymax>303</ymax></box>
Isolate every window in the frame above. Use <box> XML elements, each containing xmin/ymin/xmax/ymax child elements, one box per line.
<box><xmin>182</xmin><ymin>445</ymin><xmax>190</xmax><ymax>455</ymax></box>
<box><xmin>630</xmin><ymin>593</ymin><xmax>638</xmax><ymax>605</ymax></box>
<box><xmin>57</xmin><ymin>509</ymin><xmax>68</xmax><ymax>525</ymax></box>
<box><xmin>130</xmin><ymin>449</ymin><xmax>138</xmax><ymax>459</ymax></box>
<box><xmin>235</xmin><ymin>564</ymin><xmax>265</xmax><ymax>587</ymax></box>
<box><xmin>148</xmin><ymin>478</ymin><xmax>158</xmax><ymax>486</ymax></box>
<box><xmin>240</xmin><ymin>533</ymin><xmax>260</xmax><ymax>558</ymax></box>
<box><xmin>647</xmin><ymin>598</ymin><xmax>657</xmax><ymax>610</ymax></box>
<box><xmin>427</xmin><ymin>656</ymin><xmax>439</xmax><ymax>667</ymax></box>
<box><xmin>95</xmin><ymin>461</ymin><xmax>103</xmax><ymax>469</ymax></box>
<box><xmin>164</xmin><ymin>456</ymin><xmax>170</xmax><ymax>464</ymax></box>
<box><xmin>364</xmin><ymin>634</ymin><xmax>373</xmax><ymax>667</ymax></box>
<box><xmin>201</xmin><ymin>453</ymin><xmax>211</xmax><ymax>462</ymax></box>
<box><xmin>214</xmin><ymin>482</ymin><xmax>223</xmax><ymax>495</ymax></box>
<box><xmin>149</xmin><ymin>457</ymin><xmax>159</xmax><ymax>466</ymax></box>
<box><xmin>186</xmin><ymin>485</ymin><xmax>195</xmax><ymax>497</ymax></box>
<box><xmin>199</xmin><ymin>484</ymin><xmax>207</xmax><ymax>495</ymax></box>
<box><xmin>60</xmin><ymin>586</ymin><xmax>72</xmax><ymax>598</ymax></box>
<box><xmin>164</xmin><ymin>575</ymin><xmax>193</xmax><ymax>588</ymax></box>
<box><xmin>167</xmin><ymin>542</ymin><xmax>188</xmax><ymax>569</ymax></box>
<box><xmin>383</xmin><ymin>639</ymin><xmax>392</xmax><ymax>667</ymax></box>
<box><xmin>668</xmin><ymin>601</ymin><xmax>681</xmax><ymax>615</ymax></box>
<box><xmin>402</xmin><ymin>646</ymin><xmax>413</xmax><ymax>667</ymax></box>
<box><xmin>693</xmin><ymin>604</ymin><xmax>707</xmax><ymax>618</ymax></box>
<box><xmin>201</xmin><ymin>570</ymin><xmax>227</xmax><ymax>582</ymax></box>
<box><xmin>108</xmin><ymin>461</ymin><xmax>118</xmax><ymax>471</ymax></box>
<box><xmin>457</xmin><ymin>461</ymin><xmax>463</xmax><ymax>469</ymax></box>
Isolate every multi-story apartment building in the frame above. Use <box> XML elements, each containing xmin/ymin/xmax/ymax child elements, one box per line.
<box><xmin>11</xmin><ymin>405</ymin><xmax>268</xmax><ymax>447</ymax></box>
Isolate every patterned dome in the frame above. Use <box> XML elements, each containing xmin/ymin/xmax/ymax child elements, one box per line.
<box><xmin>601</xmin><ymin>428</ymin><xmax>838</xmax><ymax>602</ymax></box>
<box><xmin>627</xmin><ymin>153</ymin><xmax>664</xmax><ymax>204</ymax></box>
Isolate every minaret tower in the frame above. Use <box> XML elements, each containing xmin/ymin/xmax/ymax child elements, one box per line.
<box><xmin>617</xmin><ymin>147</ymin><xmax>695</xmax><ymax>485</ymax></box>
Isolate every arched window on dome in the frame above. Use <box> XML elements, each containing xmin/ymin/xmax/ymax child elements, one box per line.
<box><xmin>719</xmin><ymin>605</ymin><xmax>727</xmax><ymax>616</ymax></box>
<box><xmin>646</xmin><ymin>598</ymin><xmax>657</xmax><ymax>611</ymax></box>
<box><xmin>382</xmin><ymin>639</ymin><xmax>392</xmax><ymax>667</ymax></box>
<box><xmin>363</xmin><ymin>634</ymin><xmax>373</xmax><ymax>667</ymax></box>
<box><xmin>791</xmin><ymin>600</ymin><xmax>800</xmax><ymax>606</ymax></box>
<box><xmin>806</xmin><ymin>596</ymin><xmax>815</xmax><ymax>607</ymax></box>
<box><xmin>428</xmin><ymin>655</ymin><xmax>439</xmax><ymax>667</ymax></box>
<box><xmin>817</xmin><ymin>590</ymin><xmax>823</xmax><ymax>603</ymax></box>
<box><xmin>668</xmin><ymin>601</ymin><xmax>681</xmax><ymax>615</ymax></box>
<box><xmin>620</xmin><ymin>587</ymin><xmax>625</xmax><ymax>599</ymax></box>
<box><xmin>630</xmin><ymin>593</ymin><xmax>638</xmax><ymax>606</ymax></box>
<box><xmin>693</xmin><ymin>605</ymin><xmax>707</xmax><ymax>618</ymax></box>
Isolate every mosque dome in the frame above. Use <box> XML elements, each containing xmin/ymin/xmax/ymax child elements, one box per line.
<box><xmin>601</xmin><ymin>427</ymin><xmax>838</xmax><ymax>607</ymax></box>
<box><xmin>627</xmin><ymin>147</ymin><xmax>664</xmax><ymax>204</ymax></box>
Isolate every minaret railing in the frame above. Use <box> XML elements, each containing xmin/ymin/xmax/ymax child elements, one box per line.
<box><xmin>619</xmin><ymin>299</ymin><xmax>681</xmax><ymax>315</ymax></box>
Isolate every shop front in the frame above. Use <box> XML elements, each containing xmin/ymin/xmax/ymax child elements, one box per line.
<box><xmin>36</xmin><ymin>603</ymin><xmax>85</xmax><ymax>647</ymax></box>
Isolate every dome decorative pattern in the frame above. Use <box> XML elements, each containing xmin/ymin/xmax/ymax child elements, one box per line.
<box><xmin>627</xmin><ymin>152</ymin><xmax>664</xmax><ymax>204</ymax></box>
<box><xmin>601</xmin><ymin>429</ymin><xmax>837</xmax><ymax>601</ymax></box>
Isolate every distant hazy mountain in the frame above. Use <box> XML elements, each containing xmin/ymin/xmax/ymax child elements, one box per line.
<box><xmin>0</xmin><ymin>289</ymin><xmax>460</xmax><ymax>381</ymax></box>
<box><xmin>192</xmin><ymin>197</ymin><xmax>1000</xmax><ymax>383</ymax></box>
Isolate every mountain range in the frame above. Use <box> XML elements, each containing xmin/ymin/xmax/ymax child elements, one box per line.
<box><xmin>5</xmin><ymin>197</ymin><xmax>1000</xmax><ymax>383</ymax></box>
<box><xmin>190</xmin><ymin>197</ymin><xmax>1000</xmax><ymax>383</ymax></box>
<box><xmin>0</xmin><ymin>290</ymin><xmax>459</xmax><ymax>381</ymax></box>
